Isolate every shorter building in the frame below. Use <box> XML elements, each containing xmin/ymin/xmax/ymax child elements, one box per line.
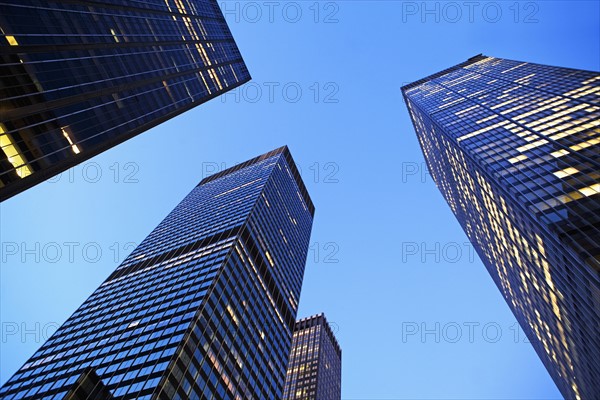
<box><xmin>283</xmin><ymin>314</ymin><xmax>342</xmax><ymax>400</ymax></box>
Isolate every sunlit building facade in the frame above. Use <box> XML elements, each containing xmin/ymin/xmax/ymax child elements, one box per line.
<box><xmin>402</xmin><ymin>55</ymin><xmax>600</xmax><ymax>399</ymax></box>
<box><xmin>0</xmin><ymin>146</ymin><xmax>314</xmax><ymax>399</ymax></box>
<box><xmin>283</xmin><ymin>314</ymin><xmax>342</xmax><ymax>400</ymax></box>
<box><xmin>0</xmin><ymin>0</ymin><xmax>250</xmax><ymax>201</ymax></box>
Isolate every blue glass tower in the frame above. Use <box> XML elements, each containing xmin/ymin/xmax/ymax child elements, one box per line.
<box><xmin>0</xmin><ymin>146</ymin><xmax>314</xmax><ymax>399</ymax></box>
<box><xmin>0</xmin><ymin>0</ymin><xmax>250</xmax><ymax>201</ymax></box>
<box><xmin>402</xmin><ymin>55</ymin><xmax>599</xmax><ymax>399</ymax></box>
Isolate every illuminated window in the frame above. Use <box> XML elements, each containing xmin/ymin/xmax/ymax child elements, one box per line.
<box><xmin>265</xmin><ymin>251</ymin><xmax>275</xmax><ymax>267</ymax></box>
<box><xmin>579</xmin><ymin>184</ymin><xmax>599</xmax><ymax>197</ymax></box>
<box><xmin>553</xmin><ymin>167</ymin><xmax>579</xmax><ymax>179</ymax></box>
<box><xmin>508</xmin><ymin>154</ymin><xmax>528</xmax><ymax>164</ymax></box>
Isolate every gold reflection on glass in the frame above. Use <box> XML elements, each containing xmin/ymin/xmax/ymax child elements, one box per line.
<box><xmin>5</xmin><ymin>35</ymin><xmax>18</xmax><ymax>46</ymax></box>
<box><xmin>109</xmin><ymin>28</ymin><xmax>119</xmax><ymax>43</ymax></box>
<box><xmin>61</xmin><ymin>127</ymin><xmax>81</xmax><ymax>154</ymax></box>
<box><xmin>214</xmin><ymin>178</ymin><xmax>262</xmax><ymax>198</ymax></box>
<box><xmin>0</xmin><ymin>123</ymin><xmax>32</xmax><ymax>178</ymax></box>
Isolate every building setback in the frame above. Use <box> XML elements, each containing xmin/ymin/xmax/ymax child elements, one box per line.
<box><xmin>402</xmin><ymin>55</ymin><xmax>599</xmax><ymax>399</ymax></box>
<box><xmin>0</xmin><ymin>0</ymin><xmax>250</xmax><ymax>201</ymax></box>
<box><xmin>283</xmin><ymin>314</ymin><xmax>342</xmax><ymax>400</ymax></box>
<box><xmin>0</xmin><ymin>146</ymin><xmax>314</xmax><ymax>399</ymax></box>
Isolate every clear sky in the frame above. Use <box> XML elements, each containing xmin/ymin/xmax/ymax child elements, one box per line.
<box><xmin>1</xmin><ymin>1</ymin><xmax>599</xmax><ymax>398</ymax></box>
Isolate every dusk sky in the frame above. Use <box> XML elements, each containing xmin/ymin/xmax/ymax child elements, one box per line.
<box><xmin>1</xmin><ymin>1</ymin><xmax>599</xmax><ymax>398</ymax></box>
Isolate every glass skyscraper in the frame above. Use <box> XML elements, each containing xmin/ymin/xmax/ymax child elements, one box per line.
<box><xmin>0</xmin><ymin>0</ymin><xmax>250</xmax><ymax>201</ymax></box>
<box><xmin>0</xmin><ymin>146</ymin><xmax>314</xmax><ymax>399</ymax></box>
<box><xmin>402</xmin><ymin>55</ymin><xmax>599</xmax><ymax>399</ymax></box>
<box><xmin>283</xmin><ymin>314</ymin><xmax>342</xmax><ymax>400</ymax></box>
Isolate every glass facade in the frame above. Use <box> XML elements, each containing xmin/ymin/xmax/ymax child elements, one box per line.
<box><xmin>0</xmin><ymin>0</ymin><xmax>250</xmax><ymax>201</ymax></box>
<box><xmin>283</xmin><ymin>314</ymin><xmax>342</xmax><ymax>400</ymax></box>
<box><xmin>0</xmin><ymin>146</ymin><xmax>314</xmax><ymax>400</ymax></box>
<box><xmin>402</xmin><ymin>55</ymin><xmax>599</xmax><ymax>399</ymax></box>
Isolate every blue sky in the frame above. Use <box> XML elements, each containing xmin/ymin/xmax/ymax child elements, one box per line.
<box><xmin>1</xmin><ymin>1</ymin><xmax>599</xmax><ymax>398</ymax></box>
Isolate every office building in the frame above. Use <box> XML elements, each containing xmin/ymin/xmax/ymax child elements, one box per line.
<box><xmin>283</xmin><ymin>314</ymin><xmax>342</xmax><ymax>400</ymax></box>
<box><xmin>0</xmin><ymin>0</ymin><xmax>250</xmax><ymax>200</ymax></box>
<box><xmin>402</xmin><ymin>55</ymin><xmax>599</xmax><ymax>399</ymax></box>
<box><xmin>0</xmin><ymin>146</ymin><xmax>314</xmax><ymax>399</ymax></box>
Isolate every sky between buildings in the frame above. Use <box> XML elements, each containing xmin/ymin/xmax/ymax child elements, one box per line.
<box><xmin>1</xmin><ymin>1</ymin><xmax>599</xmax><ymax>398</ymax></box>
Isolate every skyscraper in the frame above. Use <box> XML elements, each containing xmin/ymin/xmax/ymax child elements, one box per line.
<box><xmin>402</xmin><ymin>55</ymin><xmax>599</xmax><ymax>399</ymax></box>
<box><xmin>0</xmin><ymin>146</ymin><xmax>314</xmax><ymax>399</ymax></box>
<box><xmin>283</xmin><ymin>314</ymin><xmax>342</xmax><ymax>400</ymax></box>
<box><xmin>0</xmin><ymin>0</ymin><xmax>250</xmax><ymax>201</ymax></box>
